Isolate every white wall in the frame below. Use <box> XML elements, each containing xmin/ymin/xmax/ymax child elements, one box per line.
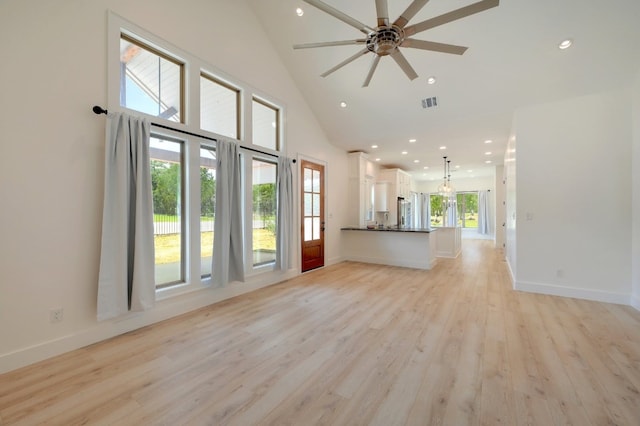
<box><xmin>632</xmin><ymin>71</ymin><xmax>640</xmax><ymax>310</ymax></box>
<box><xmin>504</xmin><ymin>133</ymin><xmax>517</xmax><ymax>283</ymax></box>
<box><xmin>513</xmin><ymin>89</ymin><xmax>632</xmax><ymax>304</ymax></box>
<box><xmin>494</xmin><ymin>165</ymin><xmax>506</xmax><ymax>249</ymax></box>
<box><xmin>0</xmin><ymin>0</ymin><xmax>349</xmax><ymax>373</ymax></box>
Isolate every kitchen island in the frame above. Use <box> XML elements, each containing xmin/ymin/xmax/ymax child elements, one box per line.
<box><xmin>340</xmin><ymin>227</ymin><xmax>437</xmax><ymax>270</ymax></box>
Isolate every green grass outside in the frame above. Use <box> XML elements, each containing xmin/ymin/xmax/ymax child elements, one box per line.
<box><xmin>430</xmin><ymin>215</ymin><xmax>478</xmax><ymax>228</ymax></box>
<box><xmin>154</xmin><ymin>229</ymin><xmax>275</xmax><ymax>264</ymax></box>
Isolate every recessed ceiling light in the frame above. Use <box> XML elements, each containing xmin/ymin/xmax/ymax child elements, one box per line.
<box><xmin>559</xmin><ymin>39</ymin><xmax>573</xmax><ymax>49</ymax></box>
<box><xmin>467</xmin><ymin>170</ymin><xmax>473</xmax><ymax>173</ymax></box>
<box><xmin>484</xmin><ymin>139</ymin><xmax>492</xmax><ymax>144</ymax></box>
<box><xmin>423</xmin><ymin>166</ymin><xmax>429</xmax><ymax>170</ymax></box>
<box><xmin>485</xmin><ymin>160</ymin><xmax>492</xmax><ymax>164</ymax></box>
<box><xmin>375</xmin><ymin>158</ymin><xmax>381</xmax><ymax>162</ymax></box>
<box><xmin>401</xmin><ymin>151</ymin><xmax>408</xmax><ymax>155</ymax></box>
<box><xmin>427</xmin><ymin>76</ymin><xmax>436</xmax><ymax>85</ymax></box>
<box><xmin>485</xmin><ymin>151</ymin><xmax>492</xmax><ymax>155</ymax></box>
<box><xmin>414</xmin><ymin>160</ymin><xmax>420</xmax><ymax>163</ymax></box>
<box><xmin>371</xmin><ymin>144</ymin><xmax>378</xmax><ymax>149</ymax></box>
<box><xmin>339</xmin><ymin>101</ymin><xmax>347</xmax><ymax>108</ymax></box>
<box><xmin>296</xmin><ymin>7</ymin><xmax>304</xmax><ymax>16</ymax></box>
<box><xmin>455</xmin><ymin>165</ymin><xmax>460</xmax><ymax>168</ymax></box>
<box><xmin>439</xmin><ymin>146</ymin><xmax>446</xmax><ymax>150</ymax></box>
<box><xmin>409</xmin><ymin>138</ymin><xmax>416</xmax><ymax>143</ymax></box>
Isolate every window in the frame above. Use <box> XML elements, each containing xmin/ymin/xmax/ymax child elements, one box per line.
<box><xmin>119</xmin><ymin>35</ymin><xmax>183</xmax><ymax>122</ymax></box>
<box><xmin>457</xmin><ymin>192</ymin><xmax>478</xmax><ymax>228</ymax></box>
<box><xmin>252</xmin><ymin>159</ymin><xmax>277</xmax><ymax>266</ymax></box>
<box><xmin>200</xmin><ymin>75</ymin><xmax>240</xmax><ymax>139</ymax></box>
<box><xmin>150</xmin><ymin>137</ymin><xmax>184</xmax><ymax>286</ymax></box>
<box><xmin>200</xmin><ymin>147</ymin><xmax>216</xmax><ymax>277</ymax></box>
<box><xmin>252</xmin><ymin>98</ymin><xmax>279</xmax><ymax>150</ymax></box>
<box><xmin>430</xmin><ymin>194</ymin><xmax>444</xmax><ymax>227</ymax></box>
<box><xmin>110</xmin><ymin>15</ymin><xmax>286</xmax><ymax>294</ymax></box>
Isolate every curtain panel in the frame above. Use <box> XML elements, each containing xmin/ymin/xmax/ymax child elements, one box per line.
<box><xmin>97</xmin><ymin>112</ymin><xmax>155</xmax><ymax>321</ymax></box>
<box><xmin>478</xmin><ymin>190</ymin><xmax>490</xmax><ymax>235</ymax></box>
<box><xmin>275</xmin><ymin>156</ymin><xmax>293</xmax><ymax>270</ymax></box>
<box><xmin>212</xmin><ymin>138</ymin><xmax>245</xmax><ymax>286</ymax></box>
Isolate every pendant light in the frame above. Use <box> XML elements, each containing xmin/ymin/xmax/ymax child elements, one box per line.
<box><xmin>437</xmin><ymin>156</ymin><xmax>455</xmax><ymax>197</ymax></box>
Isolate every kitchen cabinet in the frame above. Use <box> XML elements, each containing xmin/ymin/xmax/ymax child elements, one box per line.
<box><xmin>347</xmin><ymin>152</ymin><xmax>376</xmax><ymax>227</ymax></box>
<box><xmin>374</xmin><ymin>182</ymin><xmax>389</xmax><ymax>212</ymax></box>
<box><xmin>377</xmin><ymin>168</ymin><xmax>412</xmax><ymax>225</ymax></box>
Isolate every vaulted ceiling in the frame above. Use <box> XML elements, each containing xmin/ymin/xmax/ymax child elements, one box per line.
<box><xmin>247</xmin><ymin>0</ymin><xmax>640</xmax><ymax>181</ymax></box>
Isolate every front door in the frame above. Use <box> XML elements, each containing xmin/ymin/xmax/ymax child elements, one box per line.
<box><xmin>301</xmin><ymin>160</ymin><xmax>325</xmax><ymax>272</ymax></box>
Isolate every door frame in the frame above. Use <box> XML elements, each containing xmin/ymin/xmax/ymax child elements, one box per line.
<box><xmin>297</xmin><ymin>155</ymin><xmax>328</xmax><ymax>273</ymax></box>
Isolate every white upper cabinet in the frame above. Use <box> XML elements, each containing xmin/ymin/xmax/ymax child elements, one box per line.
<box><xmin>347</xmin><ymin>152</ymin><xmax>376</xmax><ymax>226</ymax></box>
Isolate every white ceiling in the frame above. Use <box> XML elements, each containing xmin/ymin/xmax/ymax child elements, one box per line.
<box><xmin>246</xmin><ymin>0</ymin><xmax>640</xmax><ymax>181</ymax></box>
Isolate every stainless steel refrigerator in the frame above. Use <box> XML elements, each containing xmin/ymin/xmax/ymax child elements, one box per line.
<box><xmin>397</xmin><ymin>197</ymin><xmax>412</xmax><ymax>228</ymax></box>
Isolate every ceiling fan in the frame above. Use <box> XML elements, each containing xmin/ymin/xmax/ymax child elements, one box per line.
<box><xmin>293</xmin><ymin>0</ymin><xmax>499</xmax><ymax>87</ymax></box>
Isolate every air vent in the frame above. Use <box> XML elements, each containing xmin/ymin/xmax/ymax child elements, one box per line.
<box><xmin>421</xmin><ymin>97</ymin><xmax>438</xmax><ymax>109</ymax></box>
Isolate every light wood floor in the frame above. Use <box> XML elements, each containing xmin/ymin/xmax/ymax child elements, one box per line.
<box><xmin>1</xmin><ymin>240</ymin><xmax>640</xmax><ymax>425</ymax></box>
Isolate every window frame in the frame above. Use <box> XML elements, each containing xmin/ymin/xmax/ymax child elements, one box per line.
<box><xmin>117</xmin><ymin>33</ymin><xmax>186</xmax><ymax>124</ymax></box>
<box><xmin>149</xmin><ymin>134</ymin><xmax>187</xmax><ymax>288</ymax></box>
<box><xmin>107</xmin><ymin>12</ymin><xmax>287</xmax><ymax>298</ymax></box>
<box><xmin>200</xmin><ymin>72</ymin><xmax>241</xmax><ymax>140</ymax></box>
<box><xmin>251</xmin><ymin>96</ymin><xmax>281</xmax><ymax>152</ymax></box>
<box><xmin>248</xmin><ymin>155</ymin><xmax>278</xmax><ymax>270</ymax></box>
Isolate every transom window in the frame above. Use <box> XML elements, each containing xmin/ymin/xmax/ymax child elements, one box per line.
<box><xmin>252</xmin><ymin>98</ymin><xmax>279</xmax><ymax>151</ymax></box>
<box><xmin>119</xmin><ymin>34</ymin><xmax>183</xmax><ymax>122</ymax></box>
<box><xmin>200</xmin><ymin>74</ymin><xmax>240</xmax><ymax>139</ymax></box>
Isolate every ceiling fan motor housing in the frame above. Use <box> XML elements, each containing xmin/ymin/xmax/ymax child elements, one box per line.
<box><xmin>366</xmin><ymin>26</ymin><xmax>404</xmax><ymax>56</ymax></box>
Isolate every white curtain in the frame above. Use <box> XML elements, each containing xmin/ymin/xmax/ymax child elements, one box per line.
<box><xmin>478</xmin><ymin>190</ymin><xmax>490</xmax><ymax>235</ymax></box>
<box><xmin>445</xmin><ymin>195</ymin><xmax>457</xmax><ymax>227</ymax></box>
<box><xmin>212</xmin><ymin>138</ymin><xmax>244</xmax><ymax>286</ymax></box>
<box><xmin>419</xmin><ymin>193</ymin><xmax>431</xmax><ymax>228</ymax></box>
<box><xmin>97</xmin><ymin>112</ymin><xmax>155</xmax><ymax>321</ymax></box>
<box><xmin>275</xmin><ymin>157</ymin><xmax>293</xmax><ymax>270</ymax></box>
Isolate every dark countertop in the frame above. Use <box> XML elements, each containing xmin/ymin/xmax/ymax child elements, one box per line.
<box><xmin>341</xmin><ymin>226</ymin><xmax>436</xmax><ymax>233</ymax></box>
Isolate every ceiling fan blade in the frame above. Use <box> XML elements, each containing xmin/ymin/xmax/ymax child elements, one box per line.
<box><xmin>294</xmin><ymin>39</ymin><xmax>366</xmax><ymax>49</ymax></box>
<box><xmin>390</xmin><ymin>49</ymin><xmax>418</xmax><ymax>81</ymax></box>
<box><xmin>303</xmin><ymin>0</ymin><xmax>373</xmax><ymax>34</ymax></box>
<box><xmin>320</xmin><ymin>48</ymin><xmax>370</xmax><ymax>78</ymax></box>
<box><xmin>393</xmin><ymin>0</ymin><xmax>430</xmax><ymax>28</ymax></box>
<box><xmin>401</xmin><ymin>39</ymin><xmax>468</xmax><ymax>55</ymax></box>
<box><xmin>362</xmin><ymin>55</ymin><xmax>381</xmax><ymax>87</ymax></box>
<box><xmin>404</xmin><ymin>0</ymin><xmax>499</xmax><ymax>37</ymax></box>
<box><xmin>375</xmin><ymin>0</ymin><xmax>389</xmax><ymax>26</ymax></box>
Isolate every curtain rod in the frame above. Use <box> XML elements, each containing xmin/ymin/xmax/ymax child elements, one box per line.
<box><xmin>92</xmin><ymin>106</ymin><xmax>294</xmax><ymax>162</ymax></box>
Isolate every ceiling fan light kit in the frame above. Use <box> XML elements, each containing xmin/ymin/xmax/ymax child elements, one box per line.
<box><xmin>294</xmin><ymin>0</ymin><xmax>500</xmax><ymax>87</ymax></box>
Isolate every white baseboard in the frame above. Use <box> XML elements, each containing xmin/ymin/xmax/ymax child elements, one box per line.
<box><xmin>436</xmin><ymin>250</ymin><xmax>461</xmax><ymax>259</ymax></box>
<box><xmin>505</xmin><ymin>258</ymin><xmax>516</xmax><ymax>289</ymax></box>
<box><xmin>0</xmin><ymin>268</ymin><xmax>298</xmax><ymax>374</ymax></box>
<box><xmin>631</xmin><ymin>293</ymin><xmax>640</xmax><ymax>312</ymax></box>
<box><xmin>326</xmin><ymin>256</ymin><xmax>345</xmax><ymax>267</ymax></box>
<box><xmin>515</xmin><ymin>280</ymin><xmax>630</xmax><ymax>305</ymax></box>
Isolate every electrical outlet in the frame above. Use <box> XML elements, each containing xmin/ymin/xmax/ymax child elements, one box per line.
<box><xmin>50</xmin><ymin>308</ymin><xmax>64</xmax><ymax>323</ymax></box>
